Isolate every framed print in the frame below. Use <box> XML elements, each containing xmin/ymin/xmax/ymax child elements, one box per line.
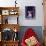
<box><xmin>2</xmin><ymin>10</ymin><xmax>9</xmax><ymax>15</ymax></box>
<box><xmin>10</xmin><ymin>11</ymin><xmax>18</xmax><ymax>15</ymax></box>
<box><xmin>9</xmin><ymin>9</ymin><xmax>18</xmax><ymax>15</ymax></box>
<box><xmin>9</xmin><ymin>10</ymin><xmax>15</xmax><ymax>15</ymax></box>
<box><xmin>10</xmin><ymin>11</ymin><xmax>14</xmax><ymax>15</ymax></box>
<box><xmin>25</xmin><ymin>6</ymin><xmax>35</xmax><ymax>19</ymax></box>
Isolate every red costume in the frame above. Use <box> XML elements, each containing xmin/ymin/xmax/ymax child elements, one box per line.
<box><xmin>21</xmin><ymin>28</ymin><xmax>41</xmax><ymax>46</ymax></box>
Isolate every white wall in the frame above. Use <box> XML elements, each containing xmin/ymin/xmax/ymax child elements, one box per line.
<box><xmin>0</xmin><ymin>0</ymin><xmax>44</xmax><ymax>26</ymax></box>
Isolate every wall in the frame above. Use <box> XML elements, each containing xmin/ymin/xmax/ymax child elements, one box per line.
<box><xmin>0</xmin><ymin>0</ymin><xmax>44</xmax><ymax>26</ymax></box>
<box><xmin>18</xmin><ymin>0</ymin><xmax>44</xmax><ymax>26</ymax></box>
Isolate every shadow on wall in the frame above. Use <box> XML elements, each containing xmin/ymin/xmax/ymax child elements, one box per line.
<box><xmin>18</xmin><ymin>26</ymin><xmax>44</xmax><ymax>44</ymax></box>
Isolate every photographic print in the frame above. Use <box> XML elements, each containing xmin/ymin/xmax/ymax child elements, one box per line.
<box><xmin>25</xmin><ymin>6</ymin><xmax>35</xmax><ymax>19</ymax></box>
<box><xmin>2</xmin><ymin>10</ymin><xmax>9</xmax><ymax>15</ymax></box>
